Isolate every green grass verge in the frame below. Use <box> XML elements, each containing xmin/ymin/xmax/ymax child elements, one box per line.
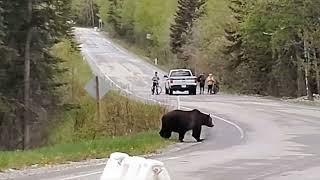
<box><xmin>0</xmin><ymin>130</ymin><xmax>172</xmax><ymax>171</ymax></box>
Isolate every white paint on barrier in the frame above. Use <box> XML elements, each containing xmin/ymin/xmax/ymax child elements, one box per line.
<box><xmin>100</xmin><ymin>152</ymin><xmax>129</xmax><ymax>180</ymax></box>
<box><xmin>122</xmin><ymin>156</ymin><xmax>145</xmax><ymax>179</ymax></box>
<box><xmin>137</xmin><ymin>159</ymin><xmax>171</xmax><ymax>180</ymax></box>
<box><xmin>100</xmin><ymin>153</ymin><xmax>171</xmax><ymax>180</ymax></box>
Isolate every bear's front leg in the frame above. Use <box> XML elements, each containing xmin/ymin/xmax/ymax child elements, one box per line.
<box><xmin>179</xmin><ymin>131</ymin><xmax>186</xmax><ymax>142</ymax></box>
<box><xmin>192</xmin><ymin>126</ymin><xmax>203</xmax><ymax>142</ymax></box>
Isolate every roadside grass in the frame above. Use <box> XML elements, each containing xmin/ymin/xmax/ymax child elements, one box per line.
<box><xmin>282</xmin><ymin>95</ymin><xmax>320</xmax><ymax>107</ymax></box>
<box><xmin>50</xmin><ymin>39</ymin><xmax>169</xmax><ymax>143</ymax></box>
<box><xmin>0</xmin><ymin>39</ymin><xmax>171</xmax><ymax>171</ymax></box>
<box><xmin>0</xmin><ymin>130</ymin><xmax>172</xmax><ymax>171</ymax></box>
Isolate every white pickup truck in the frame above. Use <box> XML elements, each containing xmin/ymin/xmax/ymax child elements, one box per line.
<box><xmin>164</xmin><ymin>69</ymin><xmax>197</xmax><ymax>95</ymax></box>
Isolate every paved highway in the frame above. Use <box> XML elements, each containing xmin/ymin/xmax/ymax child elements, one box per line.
<box><xmin>3</xmin><ymin>28</ymin><xmax>320</xmax><ymax>180</ymax></box>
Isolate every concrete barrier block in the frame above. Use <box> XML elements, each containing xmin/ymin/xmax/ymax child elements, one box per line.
<box><xmin>121</xmin><ymin>156</ymin><xmax>146</xmax><ymax>180</ymax></box>
<box><xmin>137</xmin><ymin>159</ymin><xmax>171</xmax><ymax>180</ymax></box>
<box><xmin>100</xmin><ymin>153</ymin><xmax>171</xmax><ymax>180</ymax></box>
<box><xmin>100</xmin><ymin>152</ymin><xmax>129</xmax><ymax>180</ymax></box>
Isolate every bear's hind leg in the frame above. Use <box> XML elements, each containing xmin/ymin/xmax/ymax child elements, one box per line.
<box><xmin>192</xmin><ymin>126</ymin><xmax>203</xmax><ymax>142</ymax></box>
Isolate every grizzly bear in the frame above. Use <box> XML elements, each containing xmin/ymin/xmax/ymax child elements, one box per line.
<box><xmin>159</xmin><ymin>109</ymin><xmax>214</xmax><ymax>142</ymax></box>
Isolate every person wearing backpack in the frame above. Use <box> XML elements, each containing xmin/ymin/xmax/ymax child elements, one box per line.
<box><xmin>206</xmin><ymin>74</ymin><xmax>216</xmax><ymax>94</ymax></box>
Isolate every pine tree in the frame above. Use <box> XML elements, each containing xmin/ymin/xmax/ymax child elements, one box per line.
<box><xmin>107</xmin><ymin>0</ymin><xmax>123</xmax><ymax>34</ymax></box>
<box><xmin>0</xmin><ymin>2</ymin><xmax>4</xmax><ymax>45</ymax></box>
<box><xmin>170</xmin><ymin>0</ymin><xmax>206</xmax><ymax>65</ymax></box>
<box><xmin>223</xmin><ymin>0</ymin><xmax>247</xmax><ymax>70</ymax></box>
<box><xmin>0</xmin><ymin>0</ymin><xmax>72</xmax><ymax>150</ymax></box>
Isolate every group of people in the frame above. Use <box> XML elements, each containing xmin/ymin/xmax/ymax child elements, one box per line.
<box><xmin>197</xmin><ymin>73</ymin><xmax>218</xmax><ymax>95</ymax></box>
<box><xmin>151</xmin><ymin>71</ymin><xmax>219</xmax><ymax>95</ymax></box>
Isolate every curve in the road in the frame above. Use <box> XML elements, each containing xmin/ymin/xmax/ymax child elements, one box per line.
<box><xmin>5</xmin><ymin>28</ymin><xmax>320</xmax><ymax>180</ymax></box>
<box><xmin>80</xmin><ymin>28</ymin><xmax>245</xmax><ymax>143</ymax></box>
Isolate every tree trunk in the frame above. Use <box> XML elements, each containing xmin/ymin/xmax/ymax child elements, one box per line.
<box><xmin>23</xmin><ymin>0</ymin><xmax>33</xmax><ymax>150</ymax></box>
<box><xmin>303</xmin><ymin>38</ymin><xmax>314</xmax><ymax>101</ymax></box>
<box><xmin>315</xmin><ymin>58</ymin><xmax>320</xmax><ymax>95</ymax></box>
<box><xmin>312</xmin><ymin>48</ymin><xmax>320</xmax><ymax>95</ymax></box>
<box><xmin>90</xmin><ymin>0</ymin><xmax>95</xmax><ymax>27</ymax></box>
<box><xmin>295</xmin><ymin>50</ymin><xmax>305</xmax><ymax>97</ymax></box>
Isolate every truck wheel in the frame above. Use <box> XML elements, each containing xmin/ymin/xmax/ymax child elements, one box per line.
<box><xmin>193</xmin><ymin>88</ymin><xmax>197</xmax><ymax>95</ymax></box>
<box><xmin>189</xmin><ymin>87</ymin><xmax>196</xmax><ymax>95</ymax></box>
<box><xmin>169</xmin><ymin>89</ymin><xmax>173</xmax><ymax>95</ymax></box>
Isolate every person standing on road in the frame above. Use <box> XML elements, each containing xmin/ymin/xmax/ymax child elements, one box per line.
<box><xmin>197</xmin><ymin>73</ymin><xmax>206</xmax><ymax>94</ymax></box>
<box><xmin>152</xmin><ymin>72</ymin><xmax>160</xmax><ymax>95</ymax></box>
<box><xmin>206</xmin><ymin>73</ymin><xmax>215</xmax><ymax>94</ymax></box>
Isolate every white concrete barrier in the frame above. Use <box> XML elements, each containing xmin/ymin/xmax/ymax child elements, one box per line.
<box><xmin>100</xmin><ymin>152</ymin><xmax>129</xmax><ymax>180</ymax></box>
<box><xmin>100</xmin><ymin>152</ymin><xmax>171</xmax><ymax>180</ymax></box>
<box><xmin>121</xmin><ymin>156</ymin><xmax>146</xmax><ymax>180</ymax></box>
<box><xmin>137</xmin><ymin>159</ymin><xmax>171</xmax><ymax>180</ymax></box>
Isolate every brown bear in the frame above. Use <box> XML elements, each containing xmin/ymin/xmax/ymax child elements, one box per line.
<box><xmin>159</xmin><ymin>109</ymin><xmax>214</xmax><ymax>142</ymax></box>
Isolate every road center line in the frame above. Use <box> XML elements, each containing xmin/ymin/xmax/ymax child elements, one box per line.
<box><xmin>59</xmin><ymin>171</ymin><xmax>101</xmax><ymax>180</ymax></box>
<box><xmin>181</xmin><ymin>106</ymin><xmax>245</xmax><ymax>140</ymax></box>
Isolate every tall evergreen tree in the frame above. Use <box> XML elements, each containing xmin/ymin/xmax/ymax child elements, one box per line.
<box><xmin>106</xmin><ymin>0</ymin><xmax>130</xmax><ymax>36</ymax></box>
<box><xmin>0</xmin><ymin>0</ymin><xmax>72</xmax><ymax>150</ymax></box>
<box><xmin>107</xmin><ymin>0</ymin><xmax>120</xmax><ymax>31</ymax></box>
<box><xmin>170</xmin><ymin>0</ymin><xmax>206</xmax><ymax>66</ymax></box>
<box><xmin>71</xmin><ymin>0</ymin><xmax>99</xmax><ymax>27</ymax></box>
<box><xmin>223</xmin><ymin>0</ymin><xmax>247</xmax><ymax>70</ymax></box>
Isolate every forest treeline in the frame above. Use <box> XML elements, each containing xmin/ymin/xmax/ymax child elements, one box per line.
<box><xmin>0</xmin><ymin>0</ymin><xmax>166</xmax><ymax>151</ymax></box>
<box><xmin>72</xmin><ymin>0</ymin><xmax>320</xmax><ymax>99</ymax></box>
<box><xmin>0</xmin><ymin>0</ymin><xmax>72</xmax><ymax>150</ymax></box>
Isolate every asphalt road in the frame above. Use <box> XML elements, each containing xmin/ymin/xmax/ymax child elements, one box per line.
<box><xmin>3</xmin><ymin>28</ymin><xmax>320</xmax><ymax>180</ymax></box>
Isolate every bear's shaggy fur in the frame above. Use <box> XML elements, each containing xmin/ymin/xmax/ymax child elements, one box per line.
<box><xmin>159</xmin><ymin>109</ymin><xmax>214</xmax><ymax>142</ymax></box>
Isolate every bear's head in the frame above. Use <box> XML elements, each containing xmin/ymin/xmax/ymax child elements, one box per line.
<box><xmin>159</xmin><ymin>130</ymin><xmax>172</xmax><ymax>139</ymax></box>
<box><xmin>193</xmin><ymin>109</ymin><xmax>214</xmax><ymax>127</ymax></box>
<box><xmin>204</xmin><ymin>114</ymin><xmax>214</xmax><ymax>127</ymax></box>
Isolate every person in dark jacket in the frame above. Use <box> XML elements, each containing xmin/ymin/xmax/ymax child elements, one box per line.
<box><xmin>197</xmin><ymin>73</ymin><xmax>206</xmax><ymax>94</ymax></box>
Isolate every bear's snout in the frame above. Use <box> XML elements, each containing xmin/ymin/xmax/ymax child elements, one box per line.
<box><xmin>207</xmin><ymin>117</ymin><xmax>214</xmax><ymax>127</ymax></box>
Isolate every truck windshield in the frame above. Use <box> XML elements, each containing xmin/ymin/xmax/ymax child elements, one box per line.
<box><xmin>170</xmin><ymin>71</ymin><xmax>191</xmax><ymax>77</ymax></box>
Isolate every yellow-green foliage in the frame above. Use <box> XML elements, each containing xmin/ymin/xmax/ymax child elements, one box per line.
<box><xmin>96</xmin><ymin>0</ymin><xmax>177</xmax><ymax>47</ymax></box>
<box><xmin>192</xmin><ymin>0</ymin><xmax>231</xmax><ymax>73</ymax></box>
<box><xmin>95</xmin><ymin>0</ymin><xmax>178</xmax><ymax>66</ymax></box>
<box><xmin>95</xmin><ymin>0</ymin><xmax>231</xmax><ymax>70</ymax></box>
